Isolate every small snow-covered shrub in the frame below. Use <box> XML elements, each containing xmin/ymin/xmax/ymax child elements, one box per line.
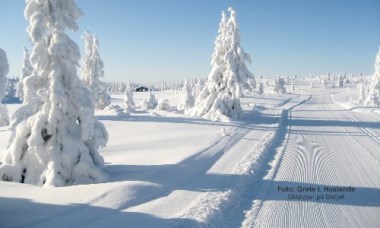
<box><xmin>310</xmin><ymin>79</ymin><xmax>314</xmax><ymax>89</ymax></box>
<box><xmin>257</xmin><ymin>81</ymin><xmax>264</xmax><ymax>94</ymax></box>
<box><xmin>274</xmin><ymin>77</ymin><xmax>286</xmax><ymax>94</ymax></box>
<box><xmin>246</xmin><ymin>78</ymin><xmax>256</xmax><ymax>93</ymax></box>
<box><xmin>156</xmin><ymin>99</ymin><xmax>171</xmax><ymax>111</ymax></box>
<box><xmin>358</xmin><ymin>82</ymin><xmax>368</xmax><ymax>103</ymax></box>
<box><xmin>104</xmin><ymin>104</ymin><xmax>122</xmax><ymax>112</ymax></box>
<box><xmin>337</xmin><ymin>74</ymin><xmax>345</xmax><ymax>88</ymax></box>
<box><xmin>124</xmin><ymin>86</ymin><xmax>135</xmax><ymax>112</ymax></box>
<box><xmin>320</xmin><ymin>77</ymin><xmax>328</xmax><ymax>89</ymax></box>
<box><xmin>289</xmin><ymin>81</ymin><xmax>295</xmax><ymax>94</ymax></box>
<box><xmin>177</xmin><ymin>78</ymin><xmax>194</xmax><ymax>111</ymax></box>
<box><xmin>147</xmin><ymin>92</ymin><xmax>158</xmax><ymax>109</ymax></box>
<box><xmin>192</xmin><ymin>79</ymin><xmax>205</xmax><ymax>99</ymax></box>
<box><xmin>140</xmin><ymin>100</ymin><xmax>149</xmax><ymax>111</ymax></box>
<box><xmin>104</xmin><ymin>104</ymin><xmax>129</xmax><ymax>117</ymax></box>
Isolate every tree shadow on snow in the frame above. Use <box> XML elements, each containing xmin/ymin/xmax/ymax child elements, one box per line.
<box><xmin>96</xmin><ymin>108</ymin><xmax>282</xmax><ymax>133</ymax></box>
<box><xmin>289</xmin><ymin>117</ymin><xmax>380</xmax><ymax>130</ymax></box>
<box><xmin>254</xmin><ymin>180</ymin><xmax>380</xmax><ymax>207</ymax></box>
<box><xmin>0</xmin><ymin>197</ymin><xmax>197</xmax><ymax>228</ymax></box>
<box><xmin>104</xmin><ymin>128</ymin><xmax>249</xmax><ymax>209</ymax></box>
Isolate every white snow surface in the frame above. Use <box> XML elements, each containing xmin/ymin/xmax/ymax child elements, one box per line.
<box><xmin>0</xmin><ymin>82</ymin><xmax>379</xmax><ymax>227</ymax></box>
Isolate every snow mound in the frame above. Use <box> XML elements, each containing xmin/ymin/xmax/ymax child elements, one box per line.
<box><xmin>156</xmin><ymin>99</ymin><xmax>171</xmax><ymax>111</ymax></box>
<box><xmin>104</xmin><ymin>104</ymin><xmax>129</xmax><ymax>117</ymax></box>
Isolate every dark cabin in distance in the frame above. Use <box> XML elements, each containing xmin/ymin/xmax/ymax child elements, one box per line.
<box><xmin>135</xmin><ymin>86</ymin><xmax>149</xmax><ymax>92</ymax></box>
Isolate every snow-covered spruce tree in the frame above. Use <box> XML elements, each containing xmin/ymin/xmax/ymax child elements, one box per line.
<box><xmin>289</xmin><ymin>81</ymin><xmax>295</xmax><ymax>94</ymax></box>
<box><xmin>365</xmin><ymin>48</ymin><xmax>380</xmax><ymax>106</ymax></box>
<box><xmin>177</xmin><ymin>78</ymin><xmax>194</xmax><ymax>111</ymax></box>
<box><xmin>124</xmin><ymin>81</ymin><xmax>135</xmax><ymax>112</ymax></box>
<box><xmin>4</xmin><ymin>78</ymin><xmax>19</xmax><ymax>103</ymax></box>
<box><xmin>224</xmin><ymin>7</ymin><xmax>255</xmax><ymax>96</ymax></box>
<box><xmin>17</xmin><ymin>48</ymin><xmax>33</xmax><ymax>102</ymax></box>
<box><xmin>147</xmin><ymin>91</ymin><xmax>158</xmax><ymax>109</ymax></box>
<box><xmin>337</xmin><ymin>74</ymin><xmax>344</xmax><ymax>88</ymax></box>
<box><xmin>257</xmin><ymin>81</ymin><xmax>264</xmax><ymax>94</ymax></box>
<box><xmin>186</xmin><ymin>8</ymin><xmax>254</xmax><ymax>121</ymax></box>
<box><xmin>358</xmin><ymin>82</ymin><xmax>368</xmax><ymax>104</ymax></box>
<box><xmin>321</xmin><ymin>78</ymin><xmax>328</xmax><ymax>89</ymax></box>
<box><xmin>192</xmin><ymin>78</ymin><xmax>205</xmax><ymax>99</ymax></box>
<box><xmin>274</xmin><ymin>76</ymin><xmax>286</xmax><ymax>94</ymax></box>
<box><xmin>81</xmin><ymin>31</ymin><xmax>110</xmax><ymax>109</ymax></box>
<box><xmin>310</xmin><ymin>79</ymin><xmax>314</xmax><ymax>88</ymax></box>
<box><xmin>0</xmin><ymin>0</ymin><xmax>108</xmax><ymax>187</ymax></box>
<box><xmin>0</xmin><ymin>48</ymin><xmax>10</xmax><ymax>127</ymax></box>
<box><xmin>0</xmin><ymin>49</ymin><xmax>9</xmax><ymax>98</ymax></box>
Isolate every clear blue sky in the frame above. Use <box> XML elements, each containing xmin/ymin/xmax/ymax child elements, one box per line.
<box><xmin>1</xmin><ymin>0</ymin><xmax>379</xmax><ymax>83</ymax></box>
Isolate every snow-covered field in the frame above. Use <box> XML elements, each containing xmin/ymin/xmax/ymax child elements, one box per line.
<box><xmin>0</xmin><ymin>81</ymin><xmax>379</xmax><ymax>227</ymax></box>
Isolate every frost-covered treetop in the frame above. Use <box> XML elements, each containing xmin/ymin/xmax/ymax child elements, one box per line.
<box><xmin>211</xmin><ymin>11</ymin><xmax>228</xmax><ymax>67</ymax></box>
<box><xmin>0</xmin><ymin>48</ymin><xmax>9</xmax><ymax>99</ymax></box>
<box><xmin>374</xmin><ymin>47</ymin><xmax>380</xmax><ymax>79</ymax></box>
<box><xmin>25</xmin><ymin>0</ymin><xmax>82</xmax><ymax>42</ymax></box>
<box><xmin>21</xmin><ymin>47</ymin><xmax>33</xmax><ymax>78</ymax></box>
<box><xmin>0</xmin><ymin>48</ymin><xmax>9</xmax><ymax>77</ymax></box>
<box><xmin>207</xmin><ymin>7</ymin><xmax>254</xmax><ymax>95</ymax></box>
<box><xmin>223</xmin><ymin>7</ymin><xmax>254</xmax><ymax>97</ymax></box>
<box><xmin>81</xmin><ymin>31</ymin><xmax>95</xmax><ymax>85</ymax></box>
<box><xmin>17</xmin><ymin>47</ymin><xmax>33</xmax><ymax>101</ymax></box>
<box><xmin>91</xmin><ymin>36</ymin><xmax>105</xmax><ymax>78</ymax></box>
<box><xmin>25</xmin><ymin>0</ymin><xmax>82</xmax><ymax>82</ymax></box>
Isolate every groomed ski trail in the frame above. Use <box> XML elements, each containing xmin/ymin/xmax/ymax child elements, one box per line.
<box><xmin>172</xmin><ymin>95</ymin><xmax>311</xmax><ymax>227</ymax></box>
<box><xmin>243</xmin><ymin>91</ymin><xmax>380</xmax><ymax>228</ymax></box>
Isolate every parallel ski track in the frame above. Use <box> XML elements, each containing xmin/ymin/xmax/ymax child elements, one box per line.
<box><xmin>171</xmin><ymin>96</ymin><xmax>311</xmax><ymax>227</ymax></box>
<box><xmin>343</xmin><ymin>112</ymin><xmax>380</xmax><ymax>145</ymax></box>
<box><xmin>245</xmin><ymin>94</ymin><xmax>380</xmax><ymax>228</ymax></box>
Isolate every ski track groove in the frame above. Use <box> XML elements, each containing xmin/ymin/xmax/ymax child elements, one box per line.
<box><xmin>170</xmin><ymin>97</ymin><xmax>312</xmax><ymax>227</ymax></box>
<box><xmin>337</xmin><ymin>114</ymin><xmax>380</xmax><ymax>187</ymax></box>
<box><xmin>32</xmin><ymin>126</ymin><xmax>252</xmax><ymax>225</ymax></box>
<box><xmin>237</xmin><ymin>96</ymin><xmax>312</xmax><ymax>228</ymax></box>
<box><xmin>343</xmin><ymin>112</ymin><xmax>380</xmax><ymax>145</ymax></box>
<box><xmin>249</xmin><ymin>94</ymin><xmax>380</xmax><ymax>228</ymax></box>
<box><xmin>335</xmin><ymin>105</ymin><xmax>380</xmax><ymax>188</ymax></box>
